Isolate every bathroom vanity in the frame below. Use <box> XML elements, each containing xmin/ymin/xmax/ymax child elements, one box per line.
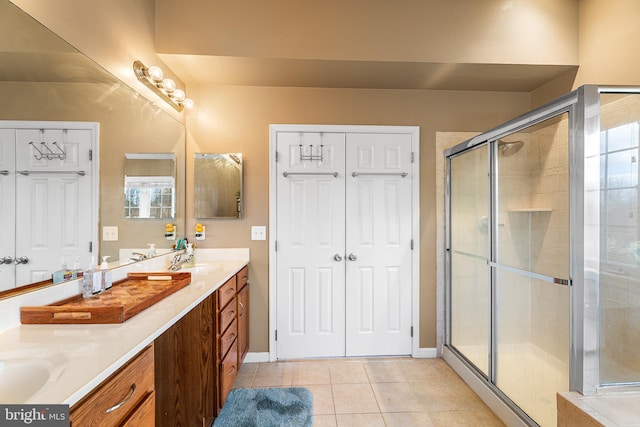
<box><xmin>0</xmin><ymin>249</ymin><xmax>250</xmax><ymax>426</ymax></box>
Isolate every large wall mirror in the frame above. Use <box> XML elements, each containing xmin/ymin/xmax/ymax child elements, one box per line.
<box><xmin>194</xmin><ymin>153</ymin><xmax>243</xmax><ymax>219</ymax></box>
<box><xmin>0</xmin><ymin>0</ymin><xmax>186</xmax><ymax>293</ymax></box>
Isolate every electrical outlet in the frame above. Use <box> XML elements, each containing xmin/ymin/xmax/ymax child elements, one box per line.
<box><xmin>103</xmin><ymin>226</ymin><xmax>119</xmax><ymax>241</ymax></box>
<box><xmin>251</xmin><ymin>226</ymin><xmax>267</xmax><ymax>241</ymax></box>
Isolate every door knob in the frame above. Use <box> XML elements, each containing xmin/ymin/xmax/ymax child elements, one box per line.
<box><xmin>348</xmin><ymin>253</ymin><xmax>357</xmax><ymax>261</ymax></box>
<box><xmin>14</xmin><ymin>256</ymin><xmax>29</xmax><ymax>265</ymax></box>
<box><xmin>0</xmin><ymin>256</ymin><xmax>13</xmax><ymax>264</ymax></box>
<box><xmin>333</xmin><ymin>254</ymin><xmax>343</xmax><ymax>262</ymax></box>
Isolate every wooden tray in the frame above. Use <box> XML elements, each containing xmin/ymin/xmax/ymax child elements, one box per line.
<box><xmin>20</xmin><ymin>272</ymin><xmax>191</xmax><ymax>324</ymax></box>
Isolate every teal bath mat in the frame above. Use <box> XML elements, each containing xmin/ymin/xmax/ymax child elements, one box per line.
<box><xmin>214</xmin><ymin>387</ymin><xmax>313</xmax><ymax>427</ymax></box>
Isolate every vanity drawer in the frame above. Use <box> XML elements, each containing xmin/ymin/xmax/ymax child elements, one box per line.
<box><xmin>219</xmin><ymin>340</ymin><xmax>238</xmax><ymax>409</ymax></box>
<box><xmin>71</xmin><ymin>345</ymin><xmax>154</xmax><ymax>427</ymax></box>
<box><xmin>219</xmin><ymin>296</ymin><xmax>237</xmax><ymax>333</ymax></box>
<box><xmin>237</xmin><ymin>265</ymin><xmax>249</xmax><ymax>290</ymax></box>
<box><xmin>220</xmin><ymin>319</ymin><xmax>237</xmax><ymax>359</ymax></box>
<box><xmin>218</xmin><ymin>275</ymin><xmax>237</xmax><ymax>309</ymax></box>
<box><xmin>121</xmin><ymin>391</ymin><xmax>155</xmax><ymax>427</ymax></box>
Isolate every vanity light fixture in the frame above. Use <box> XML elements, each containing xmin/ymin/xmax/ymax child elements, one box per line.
<box><xmin>133</xmin><ymin>60</ymin><xmax>194</xmax><ymax>112</ymax></box>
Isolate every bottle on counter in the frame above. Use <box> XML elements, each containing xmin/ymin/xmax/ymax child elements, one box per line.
<box><xmin>82</xmin><ymin>256</ymin><xmax>102</xmax><ymax>298</ymax></box>
<box><xmin>52</xmin><ymin>257</ymin><xmax>72</xmax><ymax>284</ymax></box>
<box><xmin>101</xmin><ymin>256</ymin><xmax>113</xmax><ymax>291</ymax></box>
<box><xmin>185</xmin><ymin>243</ymin><xmax>195</xmax><ymax>268</ymax></box>
<box><xmin>71</xmin><ymin>256</ymin><xmax>82</xmax><ymax>280</ymax></box>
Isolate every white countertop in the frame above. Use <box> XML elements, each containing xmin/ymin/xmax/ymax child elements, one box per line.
<box><xmin>0</xmin><ymin>249</ymin><xmax>249</xmax><ymax>406</ymax></box>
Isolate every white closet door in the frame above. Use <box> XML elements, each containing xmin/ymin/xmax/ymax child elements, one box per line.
<box><xmin>15</xmin><ymin>128</ymin><xmax>93</xmax><ymax>285</ymax></box>
<box><xmin>275</xmin><ymin>132</ymin><xmax>347</xmax><ymax>358</ymax></box>
<box><xmin>0</xmin><ymin>129</ymin><xmax>16</xmax><ymax>291</ymax></box>
<box><xmin>345</xmin><ymin>133</ymin><xmax>413</xmax><ymax>356</ymax></box>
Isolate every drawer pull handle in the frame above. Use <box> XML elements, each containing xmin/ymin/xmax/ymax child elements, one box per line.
<box><xmin>225</xmin><ymin>288</ymin><xmax>235</xmax><ymax>294</ymax></box>
<box><xmin>226</xmin><ymin>310</ymin><xmax>235</xmax><ymax>318</ymax></box>
<box><xmin>105</xmin><ymin>384</ymin><xmax>136</xmax><ymax>414</ymax></box>
<box><xmin>227</xmin><ymin>365</ymin><xmax>236</xmax><ymax>376</ymax></box>
<box><xmin>239</xmin><ymin>301</ymin><xmax>245</xmax><ymax>316</ymax></box>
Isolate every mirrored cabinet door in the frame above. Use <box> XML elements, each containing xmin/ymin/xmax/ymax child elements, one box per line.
<box><xmin>194</xmin><ymin>153</ymin><xmax>243</xmax><ymax>219</ymax></box>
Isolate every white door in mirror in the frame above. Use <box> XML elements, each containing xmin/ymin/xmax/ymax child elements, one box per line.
<box><xmin>1</xmin><ymin>123</ymin><xmax>97</xmax><ymax>291</ymax></box>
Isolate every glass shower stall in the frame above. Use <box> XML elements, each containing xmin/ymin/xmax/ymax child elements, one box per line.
<box><xmin>444</xmin><ymin>85</ymin><xmax>640</xmax><ymax>426</ymax></box>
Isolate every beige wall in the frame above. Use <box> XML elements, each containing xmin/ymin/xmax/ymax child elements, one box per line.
<box><xmin>157</xmin><ymin>0</ymin><xmax>578</xmax><ymax>66</ymax></box>
<box><xmin>185</xmin><ymin>85</ymin><xmax>531</xmax><ymax>351</ymax></box>
<box><xmin>9</xmin><ymin>0</ymin><xmax>185</xmax><ymax>123</ymax></box>
<box><xmin>532</xmin><ymin>0</ymin><xmax>640</xmax><ymax>107</ymax></box>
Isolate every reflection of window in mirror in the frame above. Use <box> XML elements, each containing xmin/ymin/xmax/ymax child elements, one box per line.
<box><xmin>194</xmin><ymin>153</ymin><xmax>243</xmax><ymax>218</ymax></box>
<box><xmin>124</xmin><ymin>153</ymin><xmax>176</xmax><ymax>219</ymax></box>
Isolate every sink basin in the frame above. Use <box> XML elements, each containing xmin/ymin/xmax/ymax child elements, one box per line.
<box><xmin>0</xmin><ymin>353</ymin><xmax>67</xmax><ymax>403</ymax></box>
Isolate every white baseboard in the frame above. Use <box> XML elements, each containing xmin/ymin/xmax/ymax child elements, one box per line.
<box><xmin>414</xmin><ymin>347</ymin><xmax>438</xmax><ymax>358</ymax></box>
<box><xmin>244</xmin><ymin>352</ymin><xmax>270</xmax><ymax>363</ymax></box>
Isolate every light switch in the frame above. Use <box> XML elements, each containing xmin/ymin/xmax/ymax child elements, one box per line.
<box><xmin>251</xmin><ymin>226</ymin><xmax>267</xmax><ymax>241</ymax></box>
<box><xmin>103</xmin><ymin>226</ymin><xmax>118</xmax><ymax>241</ymax></box>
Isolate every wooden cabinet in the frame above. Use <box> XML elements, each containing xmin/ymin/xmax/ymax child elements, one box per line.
<box><xmin>215</xmin><ymin>275</ymin><xmax>238</xmax><ymax>412</ymax></box>
<box><xmin>237</xmin><ymin>267</ymin><xmax>250</xmax><ymax>368</ymax></box>
<box><xmin>215</xmin><ymin>265</ymin><xmax>250</xmax><ymax>412</ymax></box>
<box><xmin>70</xmin><ymin>344</ymin><xmax>155</xmax><ymax>427</ymax></box>
<box><xmin>154</xmin><ymin>264</ymin><xmax>249</xmax><ymax>422</ymax></box>
<box><xmin>154</xmin><ymin>294</ymin><xmax>215</xmax><ymax>427</ymax></box>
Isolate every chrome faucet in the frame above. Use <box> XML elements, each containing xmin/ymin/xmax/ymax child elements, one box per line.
<box><xmin>167</xmin><ymin>253</ymin><xmax>187</xmax><ymax>271</ymax></box>
<box><xmin>129</xmin><ymin>252</ymin><xmax>147</xmax><ymax>262</ymax></box>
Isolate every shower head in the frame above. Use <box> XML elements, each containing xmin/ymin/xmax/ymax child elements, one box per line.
<box><xmin>497</xmin><ymin>139</ymin><xmax>524</xmax><ymax>156</ymax></box>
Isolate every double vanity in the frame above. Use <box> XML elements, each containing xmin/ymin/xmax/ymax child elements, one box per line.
<box><xmin>0</xmin><ymin>248</ymin><xmax>250</xmax><ymax>426</ymax></box>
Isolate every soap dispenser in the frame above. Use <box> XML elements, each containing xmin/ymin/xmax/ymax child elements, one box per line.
<box><xmin>101</xmin><ymin>256</ymin><xmax>113</xmax><ymax>291</ymax></box>
<box><xmin>82</xmin><ymin>256</ymin><xmax>102</xmax><ymax>298</ymax></box>
<box><xmin>185</xmin><ymin>243</ymin><xmax>195</xmax><ymax>268</ymax></box>
<box><xmin>147</xmin><ymin>243</ymin><xmax>157</xmax><ymax>258</ymax></box>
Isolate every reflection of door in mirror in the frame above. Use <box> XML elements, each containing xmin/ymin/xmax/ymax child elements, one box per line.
<box><xmin>0</xmin><ymin>121</ymin><xmax>98</xmax><ymax>291</ymax></box>
<box><xmin>124</xmin><ymin>153</ymin><xmax>176</xmax><ymax>219</ymax></box>
<box><xmin>194</xmin><ymin>154</ymin><xmax>243</xmax><ymax>219</ymax></box>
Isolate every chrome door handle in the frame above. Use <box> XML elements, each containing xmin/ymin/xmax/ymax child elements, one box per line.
<box><xmin>334</xmin><ymin>254</ymin><xmax>343</xmax><ymax>262</ymax></box>
<box><xmin>0</xmin><ymin>256</ymin><xmax>13</xmax><ymax>264</ymax></box>
<box><xmin>14</xmin><ymin>256</ymin><xmax>29</xmax><ymax>265</ymax></box>
<box><xmin>348</xmin><ymin>253</ymin><xmax>357</xmax><ymax>261</ymax></box>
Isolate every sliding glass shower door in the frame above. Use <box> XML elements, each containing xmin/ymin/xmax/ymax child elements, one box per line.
<box><xmin>449</xmin><ymin>144</ymin><xmax>490</xmax><ymax>376</ymax></box>
<box><xmin>494</xmin><ymin>114</ymin><xmax>571</xmax><ymax>427</ymax></box>
<box><xmin>447</xmin><ymin>112</ymin><xmax>571</xmax><ymax>427</ymax></box>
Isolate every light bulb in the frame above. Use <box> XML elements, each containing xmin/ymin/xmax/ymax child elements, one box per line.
<box><xmin>147</xmin><ymin>65</ymin><xmax>163</xmax><ymax>82</ymax></box>
<box><xmin>173</xmin><ymin>89</ymin><xmax>186</xmax><ymax>102</ymax></box>
<box><xmin>183</xmin><ymin>98</ymin><xmax>194</xmax><ymax>109</ymax></box>
<box><xmin>162</xmin><ymin>78</ymin><xmax>176</xmax><ymax>93</ymax></box>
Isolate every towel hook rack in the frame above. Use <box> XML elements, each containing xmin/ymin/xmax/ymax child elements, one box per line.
<box><xmin>299</xmin><ymin>132</ymin><xmax>324</xmax><ymax>162</ymax></box>
<box><xmin>29</xmin><ymin>129</ymin><xmax>67</xmax><ymax>161</ymax></box>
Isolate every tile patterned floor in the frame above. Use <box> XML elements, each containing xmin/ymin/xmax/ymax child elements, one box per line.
<box><xmin>232</xmin><ymin>357</ymin><xmax>505</xmax><ymax>426</ymax></box>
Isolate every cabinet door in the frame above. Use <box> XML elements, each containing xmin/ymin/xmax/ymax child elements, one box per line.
<box><xmin>237</xmin><ymin>283</ymin><xmax>249</xmax><ymax>367</ymax></box>
<box><xmin>155</xmin><ymin>294</ymin><xmax>215</xmax><ymax>427</ymax></box>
